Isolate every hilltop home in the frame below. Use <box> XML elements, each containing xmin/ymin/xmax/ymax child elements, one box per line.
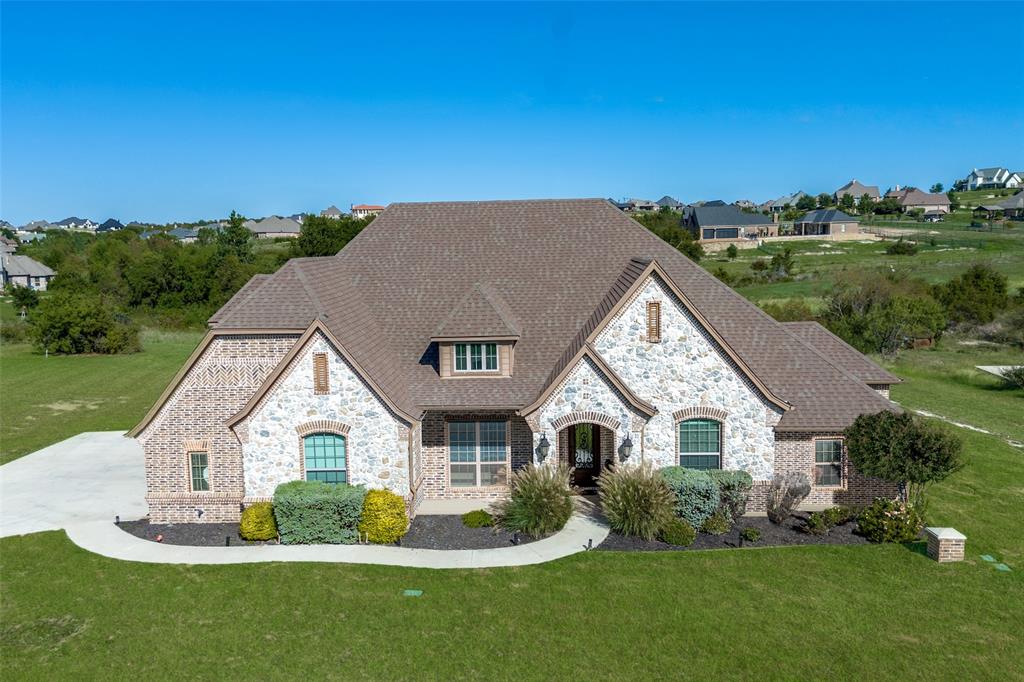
<box><xmin>963</xmin><ymin>167</ymin><xmax>1021</xmax><ymax>191</ymax></box>
<box><xmin>834</xmin><ymin>180</ymin><xmax>880</xmax><ymax>203</ymax></box>
<box><xmin>130</xmin><ymin>199</ymin><xmax>900</xmax><ymax>524</ymax></box>
<box><xmin>793</xmin><ymin>209</ymin><xmax>861</xmax><ymax>237</ymax></box>
<box><xmin>1</xmin><ymin>253</ymin><xmax>55</xmax><ymax>290</ymax></box>
<box><xmin>683</xmin><ymin>204</ymin><xmax>775</xmax><ymax>242</ymax></box>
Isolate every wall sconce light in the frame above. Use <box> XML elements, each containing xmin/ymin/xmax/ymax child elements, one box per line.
<box><xmin>618</xmin><ymin>434</ymin><xmax>633</xmax><ymax>461</ymax></box>
<box><xmin>536</xmin><ymin>434</ymin><xmax>551</xmax><ymax>463</ymax></box>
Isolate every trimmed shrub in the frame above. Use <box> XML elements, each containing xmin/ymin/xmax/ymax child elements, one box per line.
<box><xmin>857</xmin><ymin>498</ymin><xmax>922</xmax><ymax>543</ymax></box>
<box><xmin>358</xmin><ymin>489</ymin><xmax>409</xmax><ymax>544</ymax></box>
<box><xmin>707</xmin><ymin>469</ymin><xmax>754</xmax><ymax>520</ymax></box>
<box><xmin>493</xmin><ymin>464</ymin><xmax>574</xmax><ymax>538</ymax></box>
<box><xmin>658</xmin><ymin>517</ymin><xmax>696</xmax><ymax>547</ymax></box>
<box><xmin>660</xmin><ymin>466</ymin><xmax>720</xmax><ymax>528</ymax></box>
<box><xmin>885</xmin><ymin>237</ymin><xmax>918</xmax><ymax>255</ymax></box>
<box><xmin>700</xmin><ymin>508</ymin><xmax>732</xmax><ymax>535</ymax></box>
<box><xmin>273</xmin><ymin>480</ymin><xmax>366</xmax><ymax>545</ymax></box>
<box><xmin>599</xmin><ymin>463</ymin><xmax>675</xmax><ymax>540</ymax></box>
<box><xmin>7</xmin><ymin>285</ymin><xmax>40</xmax><ymax>310</ymax></box>
<box><xmin>239</xmin><ymin>501</ymin><xmax>277</xmax><ymax>541</ymax></box>
<box><xmin>462</xmin><ymin>509</ymin><xmax>494</xmax><ymax>528</ymax></box>
<box><xmin>766</xmin><ymin>471</ymin><xmax>811</xmax><ymax>524</ymax></box>
<box><xmin>804</xmin><ymin>506</ymin><xmax>855</xmax><ymax>535</ymax></box>
<box><xmin>739</xmin><ymin>526</ymin><xmax>761</xmax><ymax>543</ymax></box>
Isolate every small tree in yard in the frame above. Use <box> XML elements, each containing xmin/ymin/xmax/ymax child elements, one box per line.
<box><xmin>7</xmin><ymin>285</ymin><xmax>40</xmax><ymax>310</ymax></box>
<box><xmin>796</xmin><ymin>194</ymin><xmax>817</xmax><ymax>211</ymax></box>
<box><xmin>817</xmin><ymin>193</ymin><xmax>832</xmax><ymax>209</ymax></box>
<box><xmin>845</xmin><ymin>411</ymin><xmax>963</xmax><ymax>510</ymax></box>
<box><xmin>930</xmin><ymin>183</ymin><xmax>944</xmax><ymax>193</ymax></box>
<box><xmin>725</xmin><ymin>244</ymin><xmax>738</xmax><ymax>260</ymax></box>
<box><xmin>839</xmin><ymin>193</ymin><xmax>855</xmax><ymax>213</ymax></box>
<box><xmin>857</xmin><ymin>193</ymin><xmax>874</xmax><ymax>216</ymax></box>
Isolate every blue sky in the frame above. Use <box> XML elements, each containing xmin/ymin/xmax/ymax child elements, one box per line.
<box><xmin>2</xmin><ymin>1</ymin><xmax>1022</xmax><ymax>224</ymax></box>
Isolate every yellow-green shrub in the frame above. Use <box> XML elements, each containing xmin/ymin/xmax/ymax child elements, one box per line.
<box><xmin>357</xmin><ymin>489</ymin><xmax>409</xmax><ymax>544</ymax></box>
<box><xmin>239</xmin><ymin>501</ymin><xmax>277</xmax><ymax>541</ymax></box>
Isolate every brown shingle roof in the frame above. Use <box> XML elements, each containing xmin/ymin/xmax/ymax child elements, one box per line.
<box><xmin>208</xmin><ymin>198</ymin><xmax>894</xmax><ymax>430</ymax></box>
<box><xmin>433</xmin><ymin>282</ymin><xmax>520</xmax><ymax>339</ymax></box>
<box><xmin>782</xmin><ymin>321</ymin><xmax>902</xmax><ymax>385</ymax></box>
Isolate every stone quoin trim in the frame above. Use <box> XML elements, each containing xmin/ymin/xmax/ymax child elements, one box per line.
<box><xmin>295</xmin><ymin>420</ymin><xmax>352</xmax><ymax>438</ymax></box>
<box><xmin>551</xmin><ymin>411</ymin><xmax>622</xmax><ymax>432</ymax></box>
<box><xmin>672</xmin><ymin>406</ymin><xmax>729</xmax><ymax>423</ymax></box>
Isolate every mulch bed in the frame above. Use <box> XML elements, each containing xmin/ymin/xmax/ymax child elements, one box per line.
<box><xmin>401</xmin><ymin>515</ymin><xmax>543</xmax><ymax>550</ymax></box>
<box><xmin>117</xmin><ymin>519</ymin><xmax>278</xmax><ymax>546</ymax></box>
<box><xmin>596</xmin><ymin>512</ymin><xmax>870</xmax><ymax>552</ymax></box>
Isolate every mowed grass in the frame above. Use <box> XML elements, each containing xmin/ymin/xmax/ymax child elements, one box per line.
<box><xmin>1</xmin><ymin>337</ymin><xmax>1023</xmax><ymax>679</ymax></box>
<box><xmin>0</xmin><ymin>329</ymin><xmax>203</xmax><ymax>463</ymax></box>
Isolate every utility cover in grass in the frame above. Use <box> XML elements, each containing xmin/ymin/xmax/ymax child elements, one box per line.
<box><xmin>994</xmin><ymin>564</ymin><xmax>1011</xmax><ymax>572</ymax></box>
<box><xmin>981</xmin><ymin>555</ymin><xmax>995</xmax><ymax>562</ymax></box>
<box><xmin>403</xmin><ymin>589</ymin><xmax>423</xmax><ymax>597</ymax></box>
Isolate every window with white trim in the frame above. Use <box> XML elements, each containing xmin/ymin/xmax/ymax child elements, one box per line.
<box><xmin>454</xmin><ymin>343</ymin><xmax>498</xmax><ymax>372</ymax></box>
<box><xmin>189</xmin><ymin>451</ymin><xmax>210</xmax><ymax>491</ymax></box>
<box><xmin>678</xmin><ymin>419</ymin><xmax>722</xmax><ymax>470</ymax></box>
<box><xmin>448</xmin><ymin>421</ymin><xmax>507</xmax><ymax>487</ymax></box>
<box><xmin>814</xmin><ymin>439</ymin><xmax>843</xmax><ymax>487</ymax></box>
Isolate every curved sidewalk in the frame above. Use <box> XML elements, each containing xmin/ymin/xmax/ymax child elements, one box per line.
<box><xmin>65</xmin><ymin>506</ymin><xmax>609</xmax><ymax>569</ymax></box>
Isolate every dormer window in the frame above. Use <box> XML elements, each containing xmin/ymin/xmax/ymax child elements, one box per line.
<box><xmin>455</xmin><ymin>343</ymin><xmax>498</xmax><ymax>372</ymax></box>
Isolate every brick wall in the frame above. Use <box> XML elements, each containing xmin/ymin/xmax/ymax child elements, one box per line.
<box><xmin>772</xmin><ymin>431</ymin><xmax>898</xmax><ymax>508</ymax></box>
<box><xmin>419</xmin><ymin>411</ymin><xmax>532</xmax><ymax>501</ymax></box>
<box><xmin>139</xmin><ymin>334</ymin><xmax>298</xmax><ymax>523</ymax></box>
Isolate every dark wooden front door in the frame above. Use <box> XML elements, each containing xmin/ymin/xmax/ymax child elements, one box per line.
<box><xmin>570</xmin><ymin>424</ymin><xmax>601</xmax><ymax>488</ymax></box>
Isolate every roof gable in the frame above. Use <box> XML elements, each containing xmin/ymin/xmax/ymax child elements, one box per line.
<box><xmin>433</xmin><ymin>282</ymin><xmax>521</xmax><ymax>340</ymax></box>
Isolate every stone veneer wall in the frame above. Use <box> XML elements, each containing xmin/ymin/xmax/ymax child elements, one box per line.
<box><xmin>592</xmin><ymin>275</ymin><xmax>782</xmax><ymax>479</ymax></box>
<box><xmin>139</xmin><ymin>334</ymin><xmax>298</xmax><ymax>523</ymax></box>
<box><xmin>239</xmin><ymin>331</ymin><xmax>411</xmax><ymax>499</ymax></box>
<box><xmin>530</xmin><ymin>357</ymin><xmax>648</xmax><ymax>469</ymax></box>
<box><xmin>419</xmin><ymin>412</ymin><xmax>533</xmax><ymax>500</ymax></box>
<box><xmin>771</xmin><ymin>432</ymin><xmax>898</xmax><ymax>508</ymax></box>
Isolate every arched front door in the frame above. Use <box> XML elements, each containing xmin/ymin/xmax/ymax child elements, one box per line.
<box><xmin>569</xmin><ymin>423</ymin><xmax>601</xmax><ymax>488</ymax></box>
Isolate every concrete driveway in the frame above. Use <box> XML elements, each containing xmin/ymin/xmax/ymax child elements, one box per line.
<box><xmin>0</xmin><ymin>431</ymin><xmax>144</xmax><ymax>538</ymax></box>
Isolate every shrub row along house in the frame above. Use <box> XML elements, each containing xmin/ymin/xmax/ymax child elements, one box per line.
<box><xmin>129</xmin><ymin>199</ymin><xmax>900</xmax><ymax>524</ymax></box>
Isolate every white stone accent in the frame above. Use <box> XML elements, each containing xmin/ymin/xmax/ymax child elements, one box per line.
<box><xmin>242</xmin><ymin>332</ymin><xmax>410</xmax><ymax>498</ymax></box>
<box><xmin>532</xmin><ymin>356</ymin><xmax>645</xmax><ymax>466</ymax></box>
<box><xmin>592</xmin><ymin>275</ymin><xmax>782</xmax><ymax>479</ymax></box>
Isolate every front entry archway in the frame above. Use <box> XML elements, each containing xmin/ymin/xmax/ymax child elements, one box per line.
<box><xmin>557</xmin><ymin>422</ymin><xmax>615</xmax><ymax>492</ymax></box>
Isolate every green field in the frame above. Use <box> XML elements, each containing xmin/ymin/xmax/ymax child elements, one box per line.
<box><xmin>0</xmin><ymin>329</ymin><xmax>203</xmax><ymax>464</ymax></box>
<box><xmin>1</xmin><ymin>322</ymin><xmax>1023</xmax><ymax>678</ymax></box>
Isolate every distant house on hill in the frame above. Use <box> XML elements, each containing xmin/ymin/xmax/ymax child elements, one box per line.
<box><xmin>97</xmin><ymin>218</ymin><xmax>124</xmax><ymax>232</ymax></box>
<box><xmin>55</xmin><ymin>216</ymin><xmax>97</xmax><ymax>230</ymax></box>
<box><xmin>683</xmin><ymin>204</ymin><xmax>774</xmax><ymax>242</ymax></box>
<box><xmin>834</xmin><ymin>179</ymin><xmax>880</xmax><ymax>203</ymax></box>
<box><xmin>247</xmin><ymin>216</ymin><xmax>302</xmax><ymax>239</ymax></box>
<box><xmin>351</xmin><ymin>204</ymin><xmax>386</xmax><ymax>219</ymax></box>
<box><xmin>793</xmin><ymin>209</ymin><xmax>860</xmax><ymax>237</ymax></box>
<box><xmin>763</xmin><ymin>191</ymin><xmax>808</xmax><ymax>214</ymax></box>
<box><xmin>612</xmin><ymin>198</ymin><xmax>659</xmax><ymax>213</ymax></box>
<box><xmin>897</xmin><ymin>189</ymin><xmax>951</xmax><ymax>214</ymax></box>
<box><xmin>1</xmin><ymin>236</ymin><xmax>17</xmax><ymax>254</ymax></box>
<box><xmin>997</xmin><ymin>191</ymin><xmax>1024</xmax><ymax>220</ymax></box>
<box><xmin>733</xmin><ymin>199</ymin><xmax>757</xmax><ymax>210</ymax></box>
<box><xmin>166</xmin><ymin>227</ymin><xmax>199</xmax><ymax>244</ymax></box>
<box><xmin>1</xmin><ymin>254</ymin><xmax>55</xmax><ymax>291</ymax></box>
<box><xmin>962</xmin><ymin>167</ymin><xmax>1022</xmax><ymax>191</ymax></box>
<box><xmin>320</xmin><ymin>205</ymin><xmax>344</xmax><ymax>219</ymax></box>
<box><xmin>21</xmin><ymin>220</ymin><xmax>56</xmax><ymax>232</ymax></box>
<box><xmin>655</xmin><ymin>196</ymin><xmax>684</xmax><ymax>210</ymax></box>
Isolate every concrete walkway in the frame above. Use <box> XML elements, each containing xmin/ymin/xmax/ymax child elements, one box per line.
<box><xmin>2</xmin><ymin>432</ymin><xmax>609</xmax><ymax>568</ymax></box>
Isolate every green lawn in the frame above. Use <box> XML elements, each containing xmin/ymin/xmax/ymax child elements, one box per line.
<box><xmin>0</xmin><ymin>329</ymin><xmax>203</xmax><ymax>464</ymax></box>
<box><xmin>2</xmin><ymin>337</ymin><xmax>1023</xmax><ymax>679</ymax></box>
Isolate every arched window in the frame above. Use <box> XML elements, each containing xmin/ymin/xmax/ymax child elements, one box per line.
<box><xmin>304</xmin><ymin>433</ymin><xmax>347</xmax><ymax>484</ymax></box>
<box><xmin>678</xmin><ymin>419</ymin><xmax>721</xmax><ymax>470</ymax></box>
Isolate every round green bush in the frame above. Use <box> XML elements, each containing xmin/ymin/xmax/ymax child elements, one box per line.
<box><xmin>462</xmin><ymin>509</ymin><xmax>494</xmax><ymax>528</ymax></box>
<box><xmin>857</xmin><ymin>498</ymin><xmax>922</xmax><ymax>543</ymax></box>
<box><xmin>239</xmin><ymin>501</ymin><xmax>277</xmax><ymax>541</ymax></box>
<box><xmin>357</xmin><ymin>489</ymin><xmax>409</xmax><ymax>544</ymax></box>
<box><xmin>739</xmin><ymin>526</ymin><xmax>761</xmax><ymax>543</ymax></box>
<box><xmin>699</xmin><ymin>508</ymin><xmax>732</xmax><ymax>536</ymax></box>
<box><xmin>658</xmin><ymin>517</ymin><xmax>696</xmax><ymax>546</ymax></box>
<box><xmin>660</xmin><ymin>466</ymin><xmax>720</xmax><ymax>528</ymax></box>
<box><xmin>598</xmin><ymin>463</ymin><xmax>675</xmax><ymax>540</ymax></box>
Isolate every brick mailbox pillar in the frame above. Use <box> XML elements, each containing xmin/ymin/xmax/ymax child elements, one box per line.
<box><xmin>925</xmin><ymin>527</ymin><xmax>966</xmax><ymax>563</ymax></box>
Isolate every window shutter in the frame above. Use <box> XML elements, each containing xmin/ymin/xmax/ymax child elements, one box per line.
<box><xmin>646</xmin><ymin>301</ymin><xmax>661</xmax><ymax>343</ymax></box>
<box><xmin>313</xmin><ymin>353</ymin><xmax>329</xmax><ymax>394</ymax></box>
